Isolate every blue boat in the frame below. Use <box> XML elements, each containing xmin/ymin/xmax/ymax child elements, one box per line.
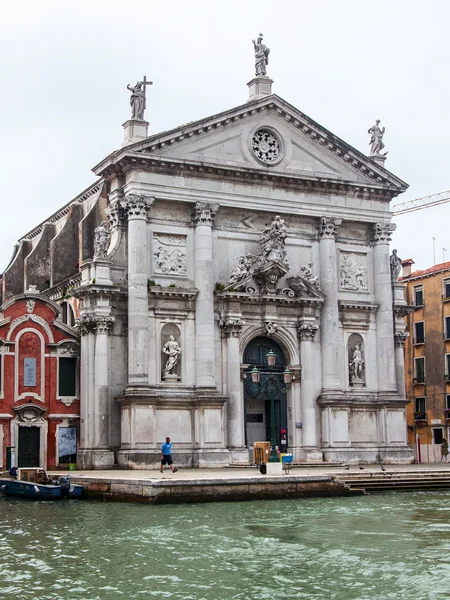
<box><xmin>0</xmin><ymin>468</ymin><xmax>83</xmax><ymax>500</ymax></box>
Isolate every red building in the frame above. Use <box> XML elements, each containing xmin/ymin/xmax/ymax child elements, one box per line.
<box><xmin>0</xmin><ymin>288</ymin><xmax>79</xmax><ymax>469</ymax></box>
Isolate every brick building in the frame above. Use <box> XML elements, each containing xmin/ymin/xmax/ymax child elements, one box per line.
<box><xmin>0</xmin><ymin>289</ymin><xmax>79</xmax><ymax>469</ymax></box>
<box><xmin>401</xmin><ymin>260</ymin><xmax>450</xmax><ymax>462</ymax></box>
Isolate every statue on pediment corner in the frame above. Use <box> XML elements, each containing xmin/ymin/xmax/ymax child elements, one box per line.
<box><xmin>127</xmin><ymin>81</ymin><xmax>146</xmax><ymax>120</ymax></box>
<box><xmin>368</xmin><ymin>119</ymin><xmax>387</xmax><ymax>156</ymax></box>
<box><xmin>298</xmin><ymin>263</ymin><xmax>320</xmax><ymax>288</ymax></box>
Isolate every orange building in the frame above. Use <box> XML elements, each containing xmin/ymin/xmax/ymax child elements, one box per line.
<box><xmin>401</xmin><ymin>260</ymin><xmax>450</xmax><ymax>462</ymax></box>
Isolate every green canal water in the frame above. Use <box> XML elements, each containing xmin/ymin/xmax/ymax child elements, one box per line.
<box><xmin>1</xmin><ymin>491</ymin><xmax>450</xmax><ymax>600</ymax></box>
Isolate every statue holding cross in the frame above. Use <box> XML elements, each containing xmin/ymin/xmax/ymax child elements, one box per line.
<box><xmin>127</xmin><ymin>76</ymin><xmax>153</xmax><ymax>121</ymax></box>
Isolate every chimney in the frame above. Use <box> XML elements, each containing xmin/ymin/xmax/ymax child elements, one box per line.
<box><xmin>401</xmin><ymin>258</ymin><xmax>415</xmax><ymax>278</ymax></box>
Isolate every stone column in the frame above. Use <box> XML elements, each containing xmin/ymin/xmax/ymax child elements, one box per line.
<box><xmin>193</xmin><ymin>202</ymin><xmax>218</xmax><ymax>388</ymax></box>
<box><xmin>93</xmin><ymin>316</ymin><xmax>115</xmax><ymax>449</ymax></box>
<box><xmin>298</xmin><ymin>321</ymin><xmax>321</xmax><ymax>456</ymax></box>
<box><xmin>77</xmin><ymin>315</ymin><xmax>95</xmax><ymax>451</ymax></box>
<box><xmin>318</xmin><ymin>217</ymin><xmax>342</xmax><ymax>391</ymax></box>
<box><xmin>371</xmin><ymin>223</ymin><xmax>397</xmax><ymax>391</ymax></box>
<box><xmin>219</xmin><ymin>318</ymin><xmax>245</xmax><ymax>451</ymax></box>
<box><xmin>394</xmin><ymin>332</ymin><xmax>408</xmax><ymax>397</ymax></box>
<box><xmin>122</xmin><ymin>194</ymin><xmax>153</xmax><ymax>389</ymax></box>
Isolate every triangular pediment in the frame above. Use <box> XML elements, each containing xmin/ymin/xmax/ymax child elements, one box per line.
<box><xmin>95</xmin><ymin>95</ymin><xmax>407</xmax><ymax>193</ymax></box>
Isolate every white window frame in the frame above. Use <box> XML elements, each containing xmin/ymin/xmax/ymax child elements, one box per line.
<box><xmin>414</xmin><ymin>356</ymin><xmax>426</xmax><ymax>384</ymax></box>
<box><xmin>413</xmin><ymin>321</ymin><xmax>425</xmax><ymax>344</ymax></box>
<box><xmin>413</xmin><ymin>284</ymin><xmax>424</xmax><ymax>306</ymax></box>
<box><xmin>443</xmin><ymin>278</ymin><xmax>450</xmax><ymax>300</ymax></box>
<box><xmin>57</xmin><ymin>356</ymin><xmax>79</xmax><ymax>403</ymax></box>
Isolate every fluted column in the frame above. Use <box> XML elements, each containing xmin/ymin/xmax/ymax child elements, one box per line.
<box><xmin>219</xmin><ymin>318</ymin><xmax>245</xmax><ymax>449</ymax></box>
<box><xmin>319</xmin><ymin>217</ymin><xmax>342</xmax><ymax>390</ymax></box>
<box><xmin>122</xmin><ymin>194</ymin><xmax>153</xmax><ymax>388</ymax></box>
<box><xmin>298</xmin><ymin>321</ymin><xmax>319</xmax><ymax>448</ymax></box>
<box><xmin>372</xmin><ymin>223</ymin><xmax>397</xmax><ymax>391</ymax></box>
<box><xmin>93</xmin><ymin>316</ymin><xmax>115</xmax><ymax>448</ymax></box>
<box><xmin>193</xmin><ymin>202</ymin><xmax>218</xmax><ymax>388</ymax></box>
<box><xmin>394</xmin><ymin>332</ymin><xmax>408</xmax><ymax>397</ymax></box>
<box><xmin>76</xmin><ymin>315</ymin><xmax>95</xmax><ymax>450</ymax></box>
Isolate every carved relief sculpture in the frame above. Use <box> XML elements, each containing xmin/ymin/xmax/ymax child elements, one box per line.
<box><xmin>162</xmin><ymin>335</ymin><xmax>181</xmax><ymax>377</ymax></box>
<box><xmin>340</xmin><ymin>253</ymin><xmax>368</xmax><ymax>291</ymax></box>
<box><xmin>153</xmin><ymin>234</ymin><xmax>187</xmax><ymax>276</ymax></box>
<box><xmin>258</xmin><ymin>215</ymin><xmax>288</xmax><ymax>266</ymax></box>
<box><xmin>390</xmin><ymin>249</ymin><xmax>402</xmax><ymax>282</ymax></box>
<box><xmin>252</xmin><ymin>33</ymin><xmax>270</xmax><ymax>76</ymax></box>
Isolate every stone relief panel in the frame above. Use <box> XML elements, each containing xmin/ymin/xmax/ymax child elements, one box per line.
<box><xmin>153</xmin><ymin>234</ymin><xmax>187</xmax><ymax>277</ymax></box>
<box><xmin>340</xmin><ymin>252</ymin><xmax>368</xmax><ymax>291</ymax></box>
<box><xmin>160</xmin><ymin>323</ymin><xmax>182</xmax><ymax>381</ymax></box>
<box><xmin>348</xmin><ymin>333</ymin><xmax>365</xmax><ymax>387</ymax></box>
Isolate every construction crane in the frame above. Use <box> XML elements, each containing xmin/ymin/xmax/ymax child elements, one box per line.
<box><xmin>391</xmin><ymin>190</ymin><xmax>450</xmax><ymax>215</ymax></box>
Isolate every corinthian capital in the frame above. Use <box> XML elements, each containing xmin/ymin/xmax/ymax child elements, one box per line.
<box><xmin>297</xmin><ymin>321</ymin><xmax>319</xmax><ymax>341</ymax></box>
<box><xmin>219</xmin><ymin>318</ymin><xmax>244</xmax><ymax>337</ymax></box>
<box><xmin>319</xmin><ymin>217</ymin><xmax>342</xmax><ymax>239</ymax></box>
<box><xmin>371</xmin><ymin>222</ymin><xmax>396</xmax><ymax>244</ymax></box>
<box><xmin>121</xmin><ymin>194</ymin><xmax>154</xmax><ymax>220</ymax></box>
<box><xmin>94</xmin><ymin>316</ymin><xmax>116</xmax><ymax>335</ymax></box>
<box><xmin>192</xmin><ymin>202</ymin><xmax>219</xmax><ymax>227</ymax></box>
<box><xmin>394</xmin><ymin>331</ymin><xmax>408</xmax><ymax>347</ymax></box>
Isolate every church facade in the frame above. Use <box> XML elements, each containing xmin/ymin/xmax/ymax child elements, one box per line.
<box><xmin>1</xmin><ymin>62</ymin><xmax>414</xmax><ymax>468</ymax></box>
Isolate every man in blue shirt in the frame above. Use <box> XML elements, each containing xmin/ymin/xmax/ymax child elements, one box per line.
<box><xmin>160</xmin><ymin>436</ymin><xmax>178</xmax><ymax>474</ymax></box>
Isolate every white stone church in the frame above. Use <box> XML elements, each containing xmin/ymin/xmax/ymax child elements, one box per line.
<box><xmin>2</xmin><ymin>40</ymin><xmax>414</xmax><ymax>468</ymax></box>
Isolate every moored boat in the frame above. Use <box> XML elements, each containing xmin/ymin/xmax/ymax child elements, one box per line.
<box><xmin>0</xmin><ymin>468</ymin><xmax>83</xmax><ymax>500</ymax></box>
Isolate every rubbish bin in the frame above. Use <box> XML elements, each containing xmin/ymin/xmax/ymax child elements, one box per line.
<box><xmin>253</xmin><ymin>441</ymin><xmax>271</xmax><ymax>464</ymax></box>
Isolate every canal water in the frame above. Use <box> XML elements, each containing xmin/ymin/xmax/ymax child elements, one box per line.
<box><xmin>1</xmin><ymin>491</ymin><xmax>450</xmax><ymax>600</ymax></box>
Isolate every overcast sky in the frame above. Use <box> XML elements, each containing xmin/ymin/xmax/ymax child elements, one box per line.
<box><xmin>1</xmin><ymin>0</ymin><xmax>448</xmax><ymax>273</ymax></box>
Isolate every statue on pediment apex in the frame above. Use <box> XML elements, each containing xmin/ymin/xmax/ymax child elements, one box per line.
<box><xmin>252</xmin><ymin>33</ymin><xmax>270</xmax><ymax>77</ymax></box>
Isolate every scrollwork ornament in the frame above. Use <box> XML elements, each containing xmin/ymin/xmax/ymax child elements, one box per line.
<box><xmin>121</xmin><ymin>194</ymin><xmax>154</xmax><ymax>220</ymax></box>
<box><xmin>265</xmin><ymin>321</ymin><xmax>278</xmax><ymax>336</ymax></box>
<box><xmin>371</xmin><ymin>222</ymin><xmax>396</xmax><ymax>244</ymax></box>
<box><xmin>219</xmin><ymin>318</ymin><xmax>244</xmax><ymax>337</ymax></box>
<box><xmin>319</xmin><ymin>217</ymin><xmax>342</xmax><ymax>239</ymax></box>
<box><xmin>26</xmin><ymin>299</ymin><xmax>35</xmax><ymax>314</ymax></box>
<box><xmin>297</xmin><ymin>322</ymin><xmax>319</xmax><ymax>341</ymax></box>
<box><xmin>394</xmin><ymin>332</ymin><xmax>409</xmax><ymax>347</ymax></box>
<box><xmin>192</xmin><ymin>202</ymin><xmax>219</xmax><ymax>227</ymax></box>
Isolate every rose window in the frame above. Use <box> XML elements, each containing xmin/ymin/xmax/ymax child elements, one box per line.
<box><xmin>251</xmin><ymin>129</ymin><xmax>280</xmax><ymax>164</ymax></box>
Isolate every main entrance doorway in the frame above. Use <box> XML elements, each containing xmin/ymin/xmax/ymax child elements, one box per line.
<box><xmin>18</xmin><ymin>427</ymin><xmax>40</xmax><ymax>467</ymax></box>
<box><xmin>243</xmin><ymin>337</ymin><xmax>288</xmax><ymax>452</ymax></box>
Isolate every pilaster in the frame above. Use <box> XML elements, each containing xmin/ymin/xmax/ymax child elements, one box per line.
<box><xmin>318</xmin><ymin>216</ymin><xmax>342</xmax><ymax>391</ymax></box>
<box><xmin>122</xmin><ymin>193</ymin><xmax>154</xmax><ymax>390</ymax></box>
<box><xmin>371</xmin><ymin>222</ymin><xmax>397</xmax><ymax>391</ymax></box>
<box><xmin>193</xmin><ymin>202</ymin><xmax>219</xmax><ymax>388</ymax></box>
<box><xmin>219</xmin><ymin>318</ymin><xmax>246</xmax><ymax>459</ymax></box>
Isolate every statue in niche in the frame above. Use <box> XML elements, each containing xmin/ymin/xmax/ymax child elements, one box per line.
<box><xmin>252</xmin><ymin>33</ymin><xmax>270</xmax><ymax>77</ymax></box>
<box><xmin>390</xmin><ymin>249</ymin><xmax>402</xmax><ymax>282</ymax></box>
<box><xmin>93</xmin><ymin>221</ymin><xmax>111</xmax><ymax>259</ymax></box>
<box><xmin>349</xmin><ymin>343</ymin><xmax>364</xmax><ymax>383</ymax></box>
<box><xmin>368</xmin><ymin>119</ymin><xmax>387</xmax><ymax>156</ymax></box>
<box><xmin>162</xmin><ymin>335</ymin><xmax>181</xmax><ymax>377</ymax></box>
<box><xmin>127</xmin><ymin>81</ymin><xmax>146</xmax><ymax>120</ymax></box>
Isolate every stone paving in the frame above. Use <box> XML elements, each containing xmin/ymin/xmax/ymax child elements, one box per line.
<box><xmin>54</xmin><ymin>462</ymin><xmax>450</xmax><ymax>482</ymax></box>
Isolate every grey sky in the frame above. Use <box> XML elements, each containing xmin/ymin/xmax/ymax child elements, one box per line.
<box><xmin>1</xmin><ymin>0</ymin><xmax>448</xmax><ymax>272</ymax></box>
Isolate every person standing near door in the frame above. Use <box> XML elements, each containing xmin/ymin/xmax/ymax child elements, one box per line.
<box><xmin>441</xmin><ymin>438</ymin><xmax>448</xmax><ymax>463</ymax></box>
<box><xmin>160</xmin><ymin>437</ymin><xmax>178</xmax><ymax>473</ymax></box>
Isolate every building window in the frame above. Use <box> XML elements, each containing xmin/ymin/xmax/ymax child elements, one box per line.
<box><xmin>58</xmin><ymin>357</ymin><xmax>77</xmax><ymax>397</ymax></box>
<box><xmin>414</xmin><ymin>357</ymin><xmax>425</xmax><ymax>384</ymax></box>
<box><xmin>433</xmin><ymin>428</ymin><xmax>444</xmax><ymax>445</ymax></box>
<box><xmin>446</xmin><ymin>354</ymin><xmax>450</xmax><ymax>381</ymax></box>
<box><xmin>414</xmin><ymin>396</ymin><xmax>426</xmax><ymax>420</ymax></box>
<box><xmin>61</xmin><ymin>302</ymin><xmax>75</xmax><ymax>327</ymax></box>
<box><xmin>445</xmin><ymin>317</ymin><xmax>450</xmax><ymax>340</ymax></box>
<box><xmin>414</xmin><ymin>285</ymin><xmax>424</xmax><ymax>306</ymax></box>
<box><xmin>413</xmin><ymin>321</ymin><xmax>425</xmax><ymax>344</ymax></box>
<box><xmin>444</xmin><ymin>278</ymin><xmax>450</xmax><ymax>300</ymax></box>
<box><xmin>446</xmin><ymin>394</ymin><xmax>450</xmax><ymax>411</ymax></box>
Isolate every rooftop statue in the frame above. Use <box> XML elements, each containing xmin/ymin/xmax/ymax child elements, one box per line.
<box><xmin>127</xmin><ymin>76</ymin><xmax>153</xmax><ymax>121</ymax></box>
<box><xmin>368</xmin><ymin>119</ymin><xmax>387</xmax><ymax>156</ymax></box>
<box><xmin>252</xmin><ymin>33</ymin><xmax>270</xmax><ymax>77</ymax></box>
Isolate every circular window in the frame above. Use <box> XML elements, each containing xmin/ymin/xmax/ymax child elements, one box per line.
<box><xmin>251</xmin><ymin>129</ymin><xmax>281</xmax><ymax>164</ymax></box>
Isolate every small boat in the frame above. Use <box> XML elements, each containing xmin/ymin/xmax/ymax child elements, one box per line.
<box><xmin>0</xmin><ymin>467</ymin><xmax>83</xmax><ymax>500</ymax></box>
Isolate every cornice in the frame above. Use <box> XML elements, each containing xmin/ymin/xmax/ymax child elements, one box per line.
<box><xmin>338</xmin><ymin>301</ymin><xmax>378</xmax><ymax>312</ymax></box>
<box><xmin>215</xmin><ymin>290</ymin><xmax>323</xmax><ymax>307</ymax></box>
<box><xmin>71</xmin><ymin>285</ymin><xmax>125</xmax><ymax>300</ymax></box>
<box><xmin>93</xmin><ymin>95</ymin><xmax>407</xmax><ymax>196</ymax></box>
<box><xmin>148</xmin><ymin>287</ymin><xmax>198</xmax><ymax>299</ymax></box>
